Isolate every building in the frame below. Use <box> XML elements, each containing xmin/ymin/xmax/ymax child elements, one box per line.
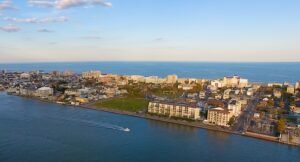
<box><xmin>35</xmin><ymin>87</ymin><xmax>53</xmax><ymax>98</ymax></box>
<box><xmin>63</xmin><ymin>70</ymin><xmax>74</xmax><ymax>77</ymax></box>
<box><xmin>20</xmin><ymin>73</ymin><xmax>30</xmax><ymax>79</ymax></box>
<box><xmin>82</xmin><ymin>71</ymin><xmax>101</xmax><ymax>79</ymax></box>
<box><xmin>273</xmin><ymin>88</ymin><xmax>282</xmax><ymax>98</ymax></box>
<box><xmin>239</xmin><ymin>79</ymin><xmax>249</xmax><ymax>88</ymax></box>
<box><xmin>296</xmin><ymin>81</ymin><xmax>300</xmax><ymax>89</ymax></box>
<box><xmin>65</xmin><ymin>89</ymin><xmax>80</xmax><ymax>96</ymax></box>
<box><xmin>207</xmin><ymin>107</ymin><xmax>234</xmax><ymax>127</ymax></box>
<box><xmin>166</xmin><ymin>74</ymin><xmax>178</xmax><ymax>84</ymax></box>
<box><xmin>148</xmin><ymin>101</ymin><xmax>200</xmax><ymax>120</ymax></box>
<box><xmin>228</xmin><ymin>100</ymin><xmax>242</xmax><ymax>116</ymax></box>
<box><xmin>129</xmin><ymin>75</ymin><xmax>145</xmax><ymax>83</ymax></box>
<box><xmin>145</xmin><ymin>76</ymin><xmax>159</xmax><ymax>84</ymax></box>
<box><xmin>287</xmin><ymin>85</ymin><xmax>295</xmax><ymax>94</ymax></box>
<box><xmin>211</xmin><ymin>79</ymin><xmax>224</xmax><ymax>88</ymax></box>
<box><xmin>223</xmin><ymin>75</ymin><xmax>240</xmax><ymax>87</ymax></box>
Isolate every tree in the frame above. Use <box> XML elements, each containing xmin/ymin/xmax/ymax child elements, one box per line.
<box><xmin>228</xmin><ymin>116</ymin><xmax>235</xmax><ymax>126</ymax></box>
<box><xmin>277</xmin><ymin>119</ymin><xmax>287</xmax><ymax>134</ymax></box>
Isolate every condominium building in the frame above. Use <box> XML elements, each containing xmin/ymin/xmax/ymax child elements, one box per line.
<box><xmin>287</xmin><ymin>85</ymin><xmax>295</xmax><ymax>94</ymax></box>
<box><xmin>148</xmin><ymin>101</ymin><xmax>200</xmax><ymax>120</ymax></box>
<box><xmin>207</xmin><ymin>107</ymin><xmax>234</xmax><ymax>127</ymax></box>
<box><xmin>82</xmin><ymin>71</ymin><xmax>101</xmax><ymax>79</ymax></box>
<box><xmin>296</xmin><ymin>81</ymin><xmax>300</xmax><ymax>89</ymax></box>
<box><xmin>166</xmin><ymin>74</ymin><xmax>178</xmax><ymax>84</ymax></box>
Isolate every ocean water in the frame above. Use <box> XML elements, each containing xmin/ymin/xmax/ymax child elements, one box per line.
<box><xmin>0</xmin><ymin>93</ymin><xmax>299</xmax><ymax>162</ymax></box>
<box><xmin>0</xmin><ymin>62</ymin><xmax>300</xmax><ymax>83</ymax></box>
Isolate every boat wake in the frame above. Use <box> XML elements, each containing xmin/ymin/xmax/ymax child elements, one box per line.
<box><xmin>79</xmin><ymin>119</ymin><xmax>130</xmax><ymax>132</ymax></box>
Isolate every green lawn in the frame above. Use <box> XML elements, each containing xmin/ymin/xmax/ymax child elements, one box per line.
<box><xmin>93</xmin><ymin>97</ymin><xmax>148</xmax><ymax>112</ymax></box>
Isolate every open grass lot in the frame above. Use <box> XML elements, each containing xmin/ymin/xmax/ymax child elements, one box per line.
<box><xmin>93</xmin><ymin>97</ymin><xmax>148</xmax><ymax>112</ymax></box>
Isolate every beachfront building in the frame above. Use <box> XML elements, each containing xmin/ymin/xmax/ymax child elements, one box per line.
<box><xmin>296</xmin><ymin>81</ymin><xmax>300</xmax><ymax>89</ymax></box>
<box><xmin>145</xmin><ymin>76</ymin><xmax>159</xmax><ymax>84</ymax></box>
<box><xmin>166</xmin><ymin>74</ymin><xmax>178</xmax><ymax>84</ymax></box>
<box><xmin>82</xmin><ymin>71</ymin><xmax>101</xmax><ymax>79</ymax></box>
<box><xmin>211</xmin><ymin>79</ymin><xmax>225</xmax><ymax>88</ymax></box>
<box><xmin>207</xmin><ymin>107</ymin><xmax>234</xmax><ymax>127</ymax></box>
<box><xmin>287</xmin><ymin>86</ymin><xmax>295</xmax><ymax>94</ymax></box>
<box><xmin>148</xmin><ymin>101</ymin><xmax>200</xmax><ymax>120</ymax></box>
<box><xmin>223</xmin><ymin>75</ymin><xmax>248</xmax><ymax>88</ymax></box>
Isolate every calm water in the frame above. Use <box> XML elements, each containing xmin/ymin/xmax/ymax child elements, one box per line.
<box><xmin>0</xmin><ymin>62</ymin><xmax>300</xmax><ymax>83</ymax></box>
<box><xmin>0</xmin><ymin>93</ymin><xmax>299</xmax><ymax>162</ymax></box>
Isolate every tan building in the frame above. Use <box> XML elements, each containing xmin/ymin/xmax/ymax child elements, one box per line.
<box><xmin>166</xmin><ymin>74</ymin><xmax>178</xmax><ymax>84</ymax></box>
<box><xmin>148</xmin><ymin>101</ymin><xmax>200</xmax><ymax>120</ymax></box>
<box><xmin>207</xmin><ymin>107</ymin><xmax>234</xmax><ymax>127</ymax></box>
<box><xmin>296</xmin><ymin>81</ymin><xmax>300</xmax><ymax>89</ymax></box>
<box><xmin>82</xmin><ymin>70</ymin><xmax>101</xmax><ymax>79</ymax></box>
<box><xmin>287</xmin><ymin>85</ymin><xmax>295</xmax><ymax>94</ymax></box>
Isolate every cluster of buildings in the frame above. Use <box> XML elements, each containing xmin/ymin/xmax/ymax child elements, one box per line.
<box><xmin>2</xmin><ymin>69</ymin><xmax>300</xmax><ymax>130</ymax></box>
<box><xmin>147</xmin><ymin>75</ymin><xmax>253</xmax><ymax>127</ymax></box>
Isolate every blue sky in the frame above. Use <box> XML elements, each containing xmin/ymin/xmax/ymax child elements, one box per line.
<box><xmin>0</xmin><ymin>0</ymin><xmax>300</xmax><ymax>63</ymax></box>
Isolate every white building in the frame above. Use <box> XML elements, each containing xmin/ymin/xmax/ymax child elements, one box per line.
<box><xmin>207</xmin><ymin>107</ymin><xmax>234</xmax><ymax>127</ymax></box>
<box><xmin>130</xmin><ymin>75</ymin><xmax>145</xmax><ymax>83</ymax></box>
<box><xmin>20</xmin><ymin>73</ymin><xmax>30</xmax><ymax>79</ymax></box>
<box><xmin>239</xmin><ymin>79</ymin><xmax>248</xmax><ymax>88</ymax></box>
<box><xmin>228</xmin><ymin>100</ymin><xmax>242</xmax><ymax>116</ymax></box>
<box><xmin>211</xmin><ymin>79</ymin><xmax>224</xmax><ymax>88</ymax></box>
<box><xmin>148</xmin><ymin>101</ymin><xmax>200</xmax><ymax>120</ymax></box>
<box><xmin>145</xmin><ymin>76</ymin><xmax>159</xmax><ymax>84</ymax></box>
<box><xmin>36</xmin><ymin>87</ymin><xmax>53</xmax><ymax>98</ymax></box>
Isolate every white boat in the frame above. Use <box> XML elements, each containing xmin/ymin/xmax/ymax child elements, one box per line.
<box><xmin>123</xmin><ymin>128</ymin><xmax>130</xmax><ymax>132</ymax></box>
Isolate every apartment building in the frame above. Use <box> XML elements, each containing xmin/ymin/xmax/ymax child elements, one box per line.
<box><xmin>207</xmin><ymin>107</ymin><xmax>234</xmax><ymax>127</ymax></box>
<box><xmin>148</xmin><ymin>101</ymin><xmax>200</xmax><ymax>120</ymax></box>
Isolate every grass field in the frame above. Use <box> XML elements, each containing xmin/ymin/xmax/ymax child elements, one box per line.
<box><xmin>93</xmin><ymin>97</ymin><xmax>148</xmax><ymax>112</ymax></box>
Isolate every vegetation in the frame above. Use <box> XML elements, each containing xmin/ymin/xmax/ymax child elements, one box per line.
<box><xmin>228</xmin><ymin>116</ymin><xmax>235</xmax><ymax>126</ymax></box>
<box><xmin>277</xmin><ymin>119</ymin><xmax>287</xmax><ymax>134</ymax></box>
<box><xmin>93</xmin><ymin>97</ymin><xmax>148</xmax><ymax>112</ymax></box>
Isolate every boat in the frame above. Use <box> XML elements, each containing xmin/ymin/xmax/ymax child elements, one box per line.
<box><xmin>123</xmin><ymin>128</ymin><xmax>130</xmax><ymax>132</ymax></box>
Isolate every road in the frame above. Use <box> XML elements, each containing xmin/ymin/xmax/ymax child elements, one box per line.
<box><xmin>231</xmin><ymin>92</ymin><xmax>261</xmax><ymax>133</ymax></box>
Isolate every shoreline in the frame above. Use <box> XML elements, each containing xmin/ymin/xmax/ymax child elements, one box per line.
<box><xmin>5</xmin><ymin>92</ymin><xmax>300</xmax><ymax>147</ymax></box>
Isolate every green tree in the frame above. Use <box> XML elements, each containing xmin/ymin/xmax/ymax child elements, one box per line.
<box><xmin>277</xmin><ymin>119</ymin><xmax>287</xmax><ymax>134</ymax></box>
<box><xmin>228</xmin><ymin>116</ymin><xmax>235</xmax><ymax>126</ymax></box>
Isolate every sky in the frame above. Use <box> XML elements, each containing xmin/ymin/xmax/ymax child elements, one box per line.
<box><xmin>0</xmin><ymin>0</ymin><xmax>300</xmax><ymax>63</ymax></box>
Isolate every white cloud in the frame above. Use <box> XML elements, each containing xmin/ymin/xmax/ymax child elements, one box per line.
<box><xmin>0</xmin><ymin>0</ymin><xmax>16</xmax><ymax>10</ymax></box>
<box><xmin>37</xmin><ymin>29</ymin><xmax>54</xmax><ymax>32</ymax></box>
<box><xmin>28</xmin><ymin>0</ymin><xmax>112</xmax><ymax>9</ymax></box>
<box><xmin>0</xmin><ymin>25</ymin><xmax>20</xmax><ymax>32</ymax></box>
<box><xmin>3</xmin><ymin>16</ymin><xmax>68</xmax><ymax>23</ymax></box>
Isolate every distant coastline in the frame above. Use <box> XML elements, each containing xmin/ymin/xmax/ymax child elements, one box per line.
<box><xmin>1</xmin><ymin>62</ymin><xmax>300</xmax><ymax>83</ymax></box>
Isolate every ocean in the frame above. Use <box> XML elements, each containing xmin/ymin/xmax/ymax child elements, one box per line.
<box><xmin>0</xmin><ymin>93</ymin><xmax>299</xmax><ymax>162</ymax></box>
<box><xmin>0</xmin><ymin>62</ymin><xmax>299</xmax><ymax>83</ymax></box>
